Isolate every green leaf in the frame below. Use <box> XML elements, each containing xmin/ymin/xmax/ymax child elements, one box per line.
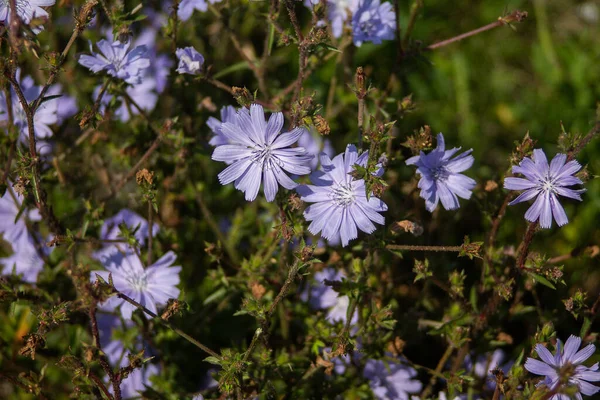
<box><xmin>203</xmin><ymin>287</ymin><xmax>227</xmax><ymax>305</ymax></box>
<box><xmin>204</xmin><ymin>356</ymin><xmax>222</xmax><ymax>366</ymax></box>
<box><xmin>580</xmin><ymin>317</ymin><xmax>592</xmax><ymax>338</ymax></box>
<box><xmin>529</xmin><ymin>273</ymin><xmax>556</xmax><ymax>290</ymax></box>
<box><xmin>267</xmin><ymin>24</ymin><xmax>275</xmax><ymax>56</ymax></box>
<box><xmin>213</xmin><ymin>61</ymin><xmax>251</xmax><ymax>79</ymax></box>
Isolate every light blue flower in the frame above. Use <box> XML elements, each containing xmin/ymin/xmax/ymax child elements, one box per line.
<box><xmin>406</xmin><ymin>133</ymin><xmax>475</xmax><ymax>212</ymax></box>
<box><xmin>0</xmin><ymin>0</ymin><xmax>55</xmax><ymax>33</ymax></box>
<box><xmin>78</xmin><ymin>38</ymin><xmax>150</xmax><ymax>84</ymax></box>
<box><xmin>363</xmin><ymin>356</ymin><xmax>423</xmax><ymax>399</ymax></box>
<box><xmin>351</xmin><ymin>0</ymin><xmax>395</xmax><ymax>46</ymax></box>
<box><xmin>297</xmin><ymin>128</ymin><xmax>335</xmax><ymax>171</ymax></box>
<box><xmin>297</xmin><ymin>144</ymin><xmax>387</xmax><ymax>247</ymax></box>
<box><xmin>504</xmin><ymin>149</ymin><xmax>585</xmax><ymax>229</ymax></box>
<box><xmin>0</xmin><ymin>233</ymin><xmax>50</xmax><ymax>283</ymax></box>
<box><xmin>92</xmin><ymin>209</ymin><xmax>159</xmax><ymax>263</ymax></box>
<box><xmin>212</xmin><ymin>104</ymin><xmax>313</xmax><ymax>202</ymax></box>
<box><xmin>301</xmin><ymin>268</ymin><xmax>357</xmax><ymax>325</ymax></box>
<box><xmin>176</xmin><ymin>46</ymin><xmax>204</xmax><ymax>75</ymax></box>
<box><xmin>525</xmin><ymin>335</ymin><xmax>600</xmax><ymax>399</ymax></box>
<box><xmin>0</xmin><ymin>69</ymin><xmax>59</xmax><ymax>143</ymax></box>
<box><xmin>92</xmin><ymin>251</ymin><xmax>181</xmax><ymax>319</ymax></box>
<box><xmin>207</xmin><ymin>105</ymin><xmax>237</xmax><ymax>147</ymax></box>
<box><xmin>177</xmin><ymin>0</ymin><xmax>222</xmax><ymax>21</ymax></box>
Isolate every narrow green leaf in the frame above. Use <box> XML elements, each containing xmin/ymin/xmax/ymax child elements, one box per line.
<box><xmin>213</xmin><ymin>61</ymin><xmax>250</xmax><ymax>79</ymax></box>
<box><xmin>580</xmin><ymin>317</ymin><xmax>592</xmax><ymax>338</ymax></box>
<box><xmin>529</xmin><ymin>273</ymin><xmax>556</xmax><ymax>290</ymax></box>
<box><xmin>267</xmin><ymin>24</ymin><xmax>275</xmax><ymax>56</ymax></box>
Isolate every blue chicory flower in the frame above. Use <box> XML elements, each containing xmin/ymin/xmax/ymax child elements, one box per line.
<box><xmin>78</xmin><ymin>38</ymin><xmax>151</xmax><ymax>84</ymax></box>
<box><xmin>525</xmin><ymin>335</ymin><xmax>600</xmax><ymax>399</ymax></box>
<box><xmin>464</xmin><ymin>349</ymin><xmax>512</xmax><ymax>393</ymax></box>
<box><xmin>0</xmin><ymin>0</ymin><xmax>55</xmax><ymax>32</ymax></box>
<box><xmin>406</xmin><ymin>133</ymin><xmax>476</xmax><ymax>212</ymax></box>
<box><xmin>211</xmin><ymin>104</ymin><xmax>313</xmax><ymax>202</ymax></box>
<box><xmin>92</xmin><ymin>209</ymin><xmax>159</xmax><ymax>263</ymax></box>
<box><xmin>207</xmin><ymin>105</ymin><xmax>237</xmax><ymax>147</ymax></box>
<box><xmin>0</xmin><ymin>187</ymin><xmax>41</xmax><ymax>244</ymax></box>
<box><xmin>363</xmin><ymin>356</ymin><xmax>423</xmax><ymax>399</ymax></box>
<box><xmin>503</xmin><ymin>149</ymin><xmax>585</xmax><ymax>229</ymax></box>
<box><xmin>176</xmin><ymin>46</ymin><xmax>205</xmax><ymax>75</ymax></box>
<box><xmin>351</xmin><ymin>0</ymin><xmax>395</xmax><ymax>46</ymax></box>
<box><xmin>297</xmin><ymin>144</ymin><xmax>387</xmax><ymax>247</ymax></box>
<box><xmin>92</xmin><ymin>251</ymin><xmax>181</xmax><ymax>319</ymax></box>
<box><xmin>0</xmin><ymin>69</ymin><xmax>59</xmax><ymax>143</ymax></box>
<box><xmin>301</xmin><ymin>267</ymin><xmax>358</xmax><ymax>325</ymax></box>
<box><xmin>177</xmin><ymin>0</ymin><xmax>222</xmax><ymax>21</ymax></box>
<box><xmin>0</xmin><ymin>233</ymin><xmax>50</xmax><ymax>283</ymax></box>
<box><xmin>297</xmin><ymin>128</ymin><xmax>335</xmax><ymax>171</ymax></box>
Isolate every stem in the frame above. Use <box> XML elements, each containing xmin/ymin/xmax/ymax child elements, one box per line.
<box><xmin>284</xmin><ymin>0</ymin><xmax>308</xmax><ymax>115</ymax></box>
<box><xmin>147</xmin><ymin>202</ymin><xmax>153</xmax><ymax>266</ymax></box>
<box><xmin>89</xmin><ymin>305</ymin><xmax>120</xmax><ymax>400</ymax></box>
<box><xmin>426</xmin><ymin>10</ymin><xmax>528</xmax><ymax>51</ymax></box>
<box><xmin>194</xmin><ymin>188</ymin><xmax>241</xmax><ymax>265</ymax></box>
<box><xmin>386</xmin><ymin>244</ymin><xmax>462</xmax><ymax>252</ymax></box>
<box><xmin>421</xmin><ymin>345</ymin><xmax>454</xmax><ymax>399</ymax></box>
<box><xmin>106</xmin><ymin>135</ymin><xmax>163</xmax><ymax>201</ymax></box>
<box><xmin>113</xmin><ymin>289</ymin><xmax>221</xmax><ymax>360</ymax></box>
<box><xmin>401</xmin><ymin>0</ymin><xmax>423</xmax><ymax>51</ymax></box>
<box><xmin>515</xmin><ymin>222</ymin><xmax>538</xmax><ymax>269</ymax></box>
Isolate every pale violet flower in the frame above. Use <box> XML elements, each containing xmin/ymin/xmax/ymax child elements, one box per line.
<box><xmin>212</xmin><ymin>104</ymin><xmax>313</xmax><ymax>202</ymax></box>
<box><xmin>301</xmin><ymin>268</ymin><xmax>357</xmax><ymax>325</ymax></box>
<box><xmin>207</xmin><ymin>105</ymin><xmax>237</xmax><ymax>147</ymax></box>
<box><xmin>1</xmin><ymin>234</ymin><xmax>49</xmax><ymax>283</ymax></box>
<box><xmin>504</xmin><ymin>149</ymin><xmax>585</xmax><ymax>229</ymax></box>
<box><xmin>92</xmin><ymin>79</ymin><xmax>158</xmax><ymax>123</ymax></box>
<box><xmin>406</xmin><ymin>133</ymin><xmax>475</xmax><ymax>212</ymax></box>
<box><xmin>525</xmin><ymin>335</ymin><xmax>600</xmax><ymax>399</ymax></box>
<box><xmin>0</xmin><ymin>0</ymin><xmax>55</xmax><ymax>32</ymax></box>
<box><xmin>297</xmin><ymin>144</ymin><xmax>387</xmax><ymax>247</ymax></box>
<box><xmin>92</xmin><ymin>251</ymin><xmax>181</xmax><ymax>319</ymax></box>
<box><xmin>352</xmin><ymin>0</ymin><xmax>396</xmax><ymax>46</ymax></box>
<box><xmin>0</xmin><ymin>187</ymin><xmax>41</xmax><ymax>244</ymax></box>
<box><xmin>92</xmin><ymin>209</ymin><xmax>159</xmax><ymax>263</ymax></box>
<box><xmin>111</xmin><ymin>363</ymin><xmax>159</xmax><ymax>398</ymax></box>
<box><xmin>363</xmin><ymin>356</ymin><xmax>423</xmax><ymax>400</ymax></box>
<box><xmin>464</xmin><ymin>349</ymin><xmax>512</xmax><ymax>393</ymax></box>
<box><xmin>297</xmin><ymin>128</ymin><xmax>335</xmax><ymax>171</ymax></box>
<box><xmin>79</xmin><ymin>38</ymin><xmax>150</xmax><ymax>84</ymax></box>
<box><xmin>307</xmin><ymin>0</ymin><xmax>359</xmax><ymax>38</ymax></box>
<box><xmin>176</xmin><ymin>46</ymin><xmax>204</xmax><ymax>75</ymax></box>
<box><xmin>177</xmin><ymin>0</ymin><xmax>222</xmax><ymax>21</ymax></box>
<box><xmin>0</xmin><ymin>69</ymin><xmax>59</xmax><ymax>143</ymax></box>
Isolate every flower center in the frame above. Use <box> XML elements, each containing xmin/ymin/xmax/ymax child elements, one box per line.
<box><xmin>538</xmin><ymin>175</ymin><xmax>557</xmax><ymax>193</ymax></box>
<box><xmin>432</xmin><ymin>166</ymin><xmax>450</xmax><ymax>181</ymax></box>
<box><xmin>331</xmin><ymin>183</ymin><xmax>355</xmax><ymax>207</ymax></box>
<box><xmin>250</xmin><ymin>145</ymin><xmax>274</xmax><ymax>169</ymax></box>
<box><xmin>126</xmin><ymin>272</ymin><xmax>148</xmax><ymax>291</ymax></box>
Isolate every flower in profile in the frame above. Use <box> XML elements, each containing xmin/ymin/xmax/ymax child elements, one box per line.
<box><xmin>363</xmin><ymin>356</ymin><xmax>423</xmax><ymax>399</ymax></box>
<box><xmin>92</xmin><ymin>209</ymin><xmax>159</xmax><ymax>262</ymax></box>
<box><xmin>212</xmin><ymin>104</ymin><xmax>313</xmax><ymax>202</ymax></box>
<box><xmin>92</xmin><ymin>251</ymin><xmax>181</xmax><ymax>319</ymax></box>
<box><xmin>78</xmin><ymin>38</ymin><xmax>150</xmax><ymax>84</ymax></box>
<box><xmin>297</xmin><ymin>128</ymin><xmax>335</xmax><ymax>171</ymax></box>
<box><xmin>0</xmin><ymin>0</ymin><xmax>55</xmax><ymax>32</ymax></box>
<box><xmin>406</xmin><ymin>133</ymin><xmax>475</xmax><ymax>212</ymax></box>
<box><xmin>0</xmin><ymin>69</ymin><xmax>59</xmax><ymax>143</ymax></box>
<box><xmin>297</xmin><ymin>144</ymin><xmax>387</xmax><ymax>247</ymax></box>
<box><xmin>176</xmin><ymin>47</ymin><xmax>204</xmax><ymax>75</ymax></box>
<box><xmin>301</xmin><ymin>268</ymin><xmax>357</xmax><ymax>324</ymax></box>
<box><xmin>464</xmin><ymin>349</ymin><xmax>512</xmax><ymax>393</ymax></box>
<box><xmin>307</xmin><ymin>0</ymin><xmax>359</xmax><ymax>38</ymax></box>
<box><xmin>207</xmin><ymin>105</ymin><xmax>237</xmax><ymax>147</ymax></box>
<box><xmin>503</xmin><ymin>149</ymin><xmax>585</xmax><ymax>229</ymax></box>
<box><xmin>525</xmin><ymin>335</ymin><xmax>600</xmax><ymax>399</ymax></box>
<box><xmin>178</xmin><ymin>0</ymin><xmax>222</xmax><ymax>21</ymax></box>
<box><xmin>351</xmin><ymin>0</ymin><xmax>395</xmax><ymax>46</ymax></box>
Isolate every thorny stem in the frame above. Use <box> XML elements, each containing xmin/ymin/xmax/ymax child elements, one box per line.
<box><xmin>89</xmin><ymin>304</ymin><xmax>120</xmax><ymax>400</ymax></box>
<box><xmin>31</xmin><ymin>0</ymin><xmax>99</xmax><ymax>114</ymax></box>
<box><xmin>284</xmin><ymin>0</ymin><xmax>308</xmax><ymax>114</ymax></box>
<box><xmin>386</xmin><ymin>244</ymin><xmax>462</xmax><ymax>252</ymax></box>
<box><xmin>147</xmin><ymin>202</ymin><xmax>153</xmax><ymax>266</ymax></box>
<box><xmin>112</xmin><ymin>288</ymin><xmax>222</xmax><ymax>360</ymax></box>
<box><xmin>170</xmin><ymin>0</ymin><xmax>180</xmax><ymax>52</ymax></box>
<box><xmin>87</xmin><ymin>371</ymin><xmax>115</xmax><ymax>400</ymax></box>
<box><xmin>426</xmin><ymin>10</ymin><xmax>528</xmax><ymax>51</ymax></box>
<box><xmin>107</xmin><ymin>134</ymin><xmax>163</xmax><ymax>200</ymax></box>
